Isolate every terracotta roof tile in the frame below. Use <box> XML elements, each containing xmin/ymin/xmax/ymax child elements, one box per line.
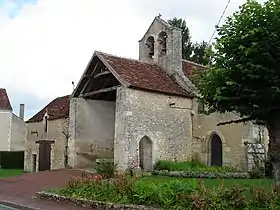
<box><xmin>27</xmin><ymin>95</ymin><xmax>70</xmax><ymax>123</ymax></box>
<box><xmin>0</xmin><ymin>88</ymin><xmax>12</xmax><ymax>111</ymax></box>
<box><xmin>182</xmin><ymin>60</ymin><xmax>207</xmax><ymax>77</ymax></box>
<box><xmin>99</xmin><ymin>52</ymin><xmax>191</xmax><ymax>97</ymax></box>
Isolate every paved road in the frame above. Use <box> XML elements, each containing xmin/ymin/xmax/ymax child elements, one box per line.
<box><xmin>0</xmin><ymin>204</ymin><xmax>18</xmax><ymax>210</ymax></box>
<box><xmin>0</xmin><ymin>169</ymin><xmax>92</xmax><ymax>209</ymax></box>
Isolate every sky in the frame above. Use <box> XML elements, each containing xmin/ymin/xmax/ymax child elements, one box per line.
<box><xmin>0</xmin><ymin>0</ymin><xmax>255</xmax><ymax>119</ymax></box>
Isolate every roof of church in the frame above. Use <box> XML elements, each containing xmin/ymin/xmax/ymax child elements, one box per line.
<box><xmin>98</xmin><ymin>52</ymin><xmax>191</xmax><ymax>97</ymax></box>
<box><xmin>28</xmin><ymin>52</ymin><xmax>206</xmax><ymax>122</ymax></box>
<box><xmin>0</xmin><ymin>88</ymin><xmax>12</xmax><ymax>111</ymax></box>
<box><xmin>26</xmin><ymin>95</ymin><xmax>70</xmax><ymax>123</ymax></box>
<box><xmin>182</xmin><ymin>59</ymin><xmax>207</xmax><ymax>76</ymax></box>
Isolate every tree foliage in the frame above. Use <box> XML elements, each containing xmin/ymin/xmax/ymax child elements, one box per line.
<box><xmin>168</xmin><ymin>17</ymin><xmax>212</xmax><ymax>65</ymax></box>
<box><xmin>168</xmin><ymin>18</ymin><xmax>193</xmax><ymax>60</ymax></box>
<box><xmin>197</xmin><ymin>0</ymin><xmax>280</xmax><ymax>124</ymax></box>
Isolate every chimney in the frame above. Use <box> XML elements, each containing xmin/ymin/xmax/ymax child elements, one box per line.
<box><xmin>19</xmin><ymin>104</ymin><xmax>25</xmax><ymax>120</ymax></box>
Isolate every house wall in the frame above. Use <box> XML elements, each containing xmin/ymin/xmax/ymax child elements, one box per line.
<box><xmin>24</xmin><ymin>118</ymin><xmax>68</xmax><ymax>172</ymax></box>
<box><xmin>68</xmin><ymin>98</ymin><xmax>116</xmax><ymax>169</ymax></box>
<box><xmin>10</xmin><ymin>114</ymin><xmax>27</xmax><ymax>151</ymax></box>
<box><xmin>0</xmin><ymin>110</ymin><xmax>12</xmax><ymax>151</ymax></box>
<box><xmin>114</xmin><ymin>87</ymin><xmax>193</xmax><ymax>170</ymax></box>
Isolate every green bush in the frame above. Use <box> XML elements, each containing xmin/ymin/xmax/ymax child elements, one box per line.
<box><xmin>154</xmin><ymin>160</ymin><xmax>241</xmax><ymax>173</ymax></box>
<box><xmin>153</xmin><ymin>170</ymin><xmax>250</xmax><ymax>179</ymax></box>
<box><xmin>59</xmin><ymin>174</ymin><xmax>280</xmax><ymax>209</ymax></box>
<box><xmin>95</xmin><ymin>160</ymin><xmax>116</xmax><ymax>179</ymax></box>
<box><xmin>248</xmin><ymin>166</ymin><xmax>265</xmax><ymax>179</ymax></box>
<box><xmin>265</xmin><ymin>159</ymin><xmax>273</xmax><ymax>178</ymax></box>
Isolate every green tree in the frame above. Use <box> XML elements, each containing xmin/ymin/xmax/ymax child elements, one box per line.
<box><xmin>197</xmin><ymin>0</ymin><xmax>280</xmax><ymax>185</ymax></box>
<box><xmin>192</xmin><ymin>41</ymin><xmax>213</xmax><ymax>66</ymax></box>
<box><xmin>168</xmin><ymin>17</ymin><xmax>193</xmax><ymax>60</ymax></box>
<box><xmin>168</xmin><ymin>17</ymin><xmax>212</xmax><ymax>65</ymax></box>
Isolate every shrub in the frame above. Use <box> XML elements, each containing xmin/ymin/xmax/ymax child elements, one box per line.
<box><xmin>95</xmin><ymin>160</ymin><xmax>116</xmax><ymax>179</ymax></box>
<box><xmin>154</xmin><ymin>160</ymin><xmax>241</xmax><ymax>173</ymax></box>
<box><xmin>248</xmin><ymin>166</ymin><xmax>265</xmax><ymax>179</ymax></box>
<box><xmin>58</xmin><ymin>173</ymin><xmax>279</xmax><ymax>209</ymax></box>
<box><xmin>152</xmin><ymin>170</ymin><xmax>250</xmax><ymax>179</ymax></box>
<box><xmin>265</xmin><ymin>159</ymin><xmax>273</xmax><ymax>178</ymax></box>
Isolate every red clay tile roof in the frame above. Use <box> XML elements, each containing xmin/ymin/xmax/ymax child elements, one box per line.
<box><xmin>0</xmin><ymin>88</ymin><xmax>12</xmax><ymax>111</ymax></box>
<box><xmin>26</xmin><ymin>95</ymin><xmax>70</xmax><ymax>123</ymax></box>
<box><xmin>182</xmin><ymin>60</ymin><xmax>207</xmax><ymax>76</ymax></box>
<box><xmin>99</xmin><ymin>52</ymin><xmax>191</xmax><ymax>97</ymax></box>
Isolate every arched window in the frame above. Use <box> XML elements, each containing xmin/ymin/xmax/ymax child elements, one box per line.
<box><xmin>158</xmin><ymin>31</ymin><xmax>167</xmax><ymax>56</ymax></box>
<box><xmin>145</xmin><ymin>36</ymin><xmax>155</xmax><ymax>58</ymax></box>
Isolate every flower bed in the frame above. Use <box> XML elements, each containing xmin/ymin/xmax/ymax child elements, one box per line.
<box><xmin>41</xmin><ymin>172</ymin><xmax>279</xmax><ymax>210</ymax></box>
<box><xmin>153</xmin><ymin>161</ymin><xmax>251</xmax><ymax>179</ymax></box>
<box><xmin>152</xmin><ymin>170</ymin><xmax>250</xmax><ymax>179</ymax></box>
<box><xmin>154</xmin><ymin>160</ymin><xmax>241</xmax><ymax>173</ymax></box>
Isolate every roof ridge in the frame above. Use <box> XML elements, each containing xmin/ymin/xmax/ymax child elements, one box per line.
<box><xmin>182</xmin><ymin>59</ymin><xmax>207</xmax><ymax>68</ymax></box>
<box><xmin>27</xmin><ymin>94</ymin><xmax>70</xmax><ymax>123</ymax></box>
<box><xmin>96</xmin><ymin>51</ymin><xmax>159</xmax><ymax>66</ymax></box>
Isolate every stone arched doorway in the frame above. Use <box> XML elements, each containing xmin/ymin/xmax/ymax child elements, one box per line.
<box><xmin>139</xmin><ymin>136</ymin><xmax>153</xmax><ymax>171</ymax></box>
<box><xmin>210</xmin><ymin>134</ymin><xmax>223</xmax><ymax>166</ymax></box>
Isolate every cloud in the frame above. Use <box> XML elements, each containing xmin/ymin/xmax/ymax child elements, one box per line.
<box><xmin>0</xmin><ymin>0</ymin><xmax>37</xmax><ymax>18</ymax></box>
<box><xmin>7</xmin><ymin>88</ymin><xmax>49</xmax><ymax>120</ymax></box>
<box><xmin>0</xmin><ymin>0</ymin><xmax>255</xmax><ymax>117</ymax></box>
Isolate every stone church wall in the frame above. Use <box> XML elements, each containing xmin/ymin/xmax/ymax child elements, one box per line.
<box><xmin>192</xmin><ymin>100</ymin><xmax>269</xmax><ymax>171</ymax></box>
<box><xmin>114</xmin><ymin>87</ymin><xmax>193</xmax><ymax>170</ymax></box>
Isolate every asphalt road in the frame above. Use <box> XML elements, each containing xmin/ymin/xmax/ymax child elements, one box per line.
<box><xmin>0</xmin><ymin>204</ymin><xmax>18</xmax><ymax>210</ymax></box>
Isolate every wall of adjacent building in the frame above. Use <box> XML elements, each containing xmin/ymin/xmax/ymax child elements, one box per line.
<box><xmin>24</xmin><ymin>118</ymin><xmax>68</xmax><ymax>172</ymax></box>
<box><xmin>10</xmin><ymin>114</ymin><xmax>27</xmax><ymax>151</ymax></box>
<box><xmin>114</xmin><ymin>87</ymin><xmax>193</xmax><ymax>171</ymax></box>
<box><xmin>0</xmin><ymin>110</ymin><xmax>12</xmax><ymax>151</ymax></box>
<box><xmin>68</xmin><ymin>98</ymin><xmax>116</xmax><ymax>169</ymax></box>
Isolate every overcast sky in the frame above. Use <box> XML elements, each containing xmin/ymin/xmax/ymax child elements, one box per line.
<box><xmin>0</xmin><ymin>0</ymin><xmax>253</xmax><ymax>119</ymax></box>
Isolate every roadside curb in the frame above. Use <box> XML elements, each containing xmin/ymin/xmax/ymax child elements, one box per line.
<box><xmin>0</xmin><ymin>200</ymin><xmax>40</xmax><ymax>210</ymax></box>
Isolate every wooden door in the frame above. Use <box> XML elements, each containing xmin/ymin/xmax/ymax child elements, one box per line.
<box><xmin>36</xmin><ymin>140</ymin><xmax>54</xmax><ymax>171</ymax></box>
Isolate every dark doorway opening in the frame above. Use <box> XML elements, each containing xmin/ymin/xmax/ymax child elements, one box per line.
<box><xmin>0</xmin><ymin>151</ymin><xmax>24</xmax><ymax>169</ymax></box>
<box><xmin>36</xmin><ymin>140</ymin><xmax>54</xmax><ymax>171</ymax></box>
<box><xmin>32</xmin><ymin>154</ymin><xmax>37</xmax><ymax>172</ymax></box>
<box><xmin>210</xmin><ymin>134</ymin><xmax>223</xmax><ymax>166</ymax></box>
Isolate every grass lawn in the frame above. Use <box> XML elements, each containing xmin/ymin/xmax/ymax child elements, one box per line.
<box><xmin>139</xmin><ymin>175</ymin><xmax>274</xmax><ymax>190</ymax></box>
<box><xmin>0</xmin><ymin>169</ymin><xmax>25</xmax><ymax>178</ymax></box>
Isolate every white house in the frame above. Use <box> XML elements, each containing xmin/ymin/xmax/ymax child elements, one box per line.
<box><xmin>0</xmin><ymin>88</ymin><xmax>27</xmax><ymax>168</ymax></box>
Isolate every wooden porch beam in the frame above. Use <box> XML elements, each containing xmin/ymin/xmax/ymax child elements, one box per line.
<box><xmin>82</xmin><ymin>85</ymin><xmax>121</xmax><ymax>98</ymax></box>
<box><xmin>79</xmin><ymin>61</ymin><xmax>100</xmax><ymax>96</ymax></box>
<box><xmin>94</xmin><ymin>70</ymin><xmax>111</xmax><ymax>79</ymax></box>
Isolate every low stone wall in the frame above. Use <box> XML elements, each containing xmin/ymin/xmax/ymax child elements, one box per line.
<box><xmin>36</xmin><ymin>191</ymin><xmax>161</xmax><ymax>210</ymax></box>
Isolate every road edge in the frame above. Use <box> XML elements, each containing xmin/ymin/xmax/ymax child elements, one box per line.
<box><xmin>0</xmin><ymin>200</ymin><xmax>40</xmax><ymax>210</ymax></box>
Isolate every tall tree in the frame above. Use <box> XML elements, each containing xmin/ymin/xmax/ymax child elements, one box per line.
<box><xmin>168</xmin><ymin>17</ymin><xmax>212</xmax><ymax>65</ymax></box>
<box><xmin>168</xmin><ymin>18</ymin><xmax>193</xmax><ymax>60</ymax></box>
<box><xmin>192</xmin><ymin>41</ymin><xmax>213</xmax><ymax>66</ymax></box>
<box><xmin>197</xmin><ymin>0</ymin><xmax>280</xmax><ymax>185</ymax></box>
